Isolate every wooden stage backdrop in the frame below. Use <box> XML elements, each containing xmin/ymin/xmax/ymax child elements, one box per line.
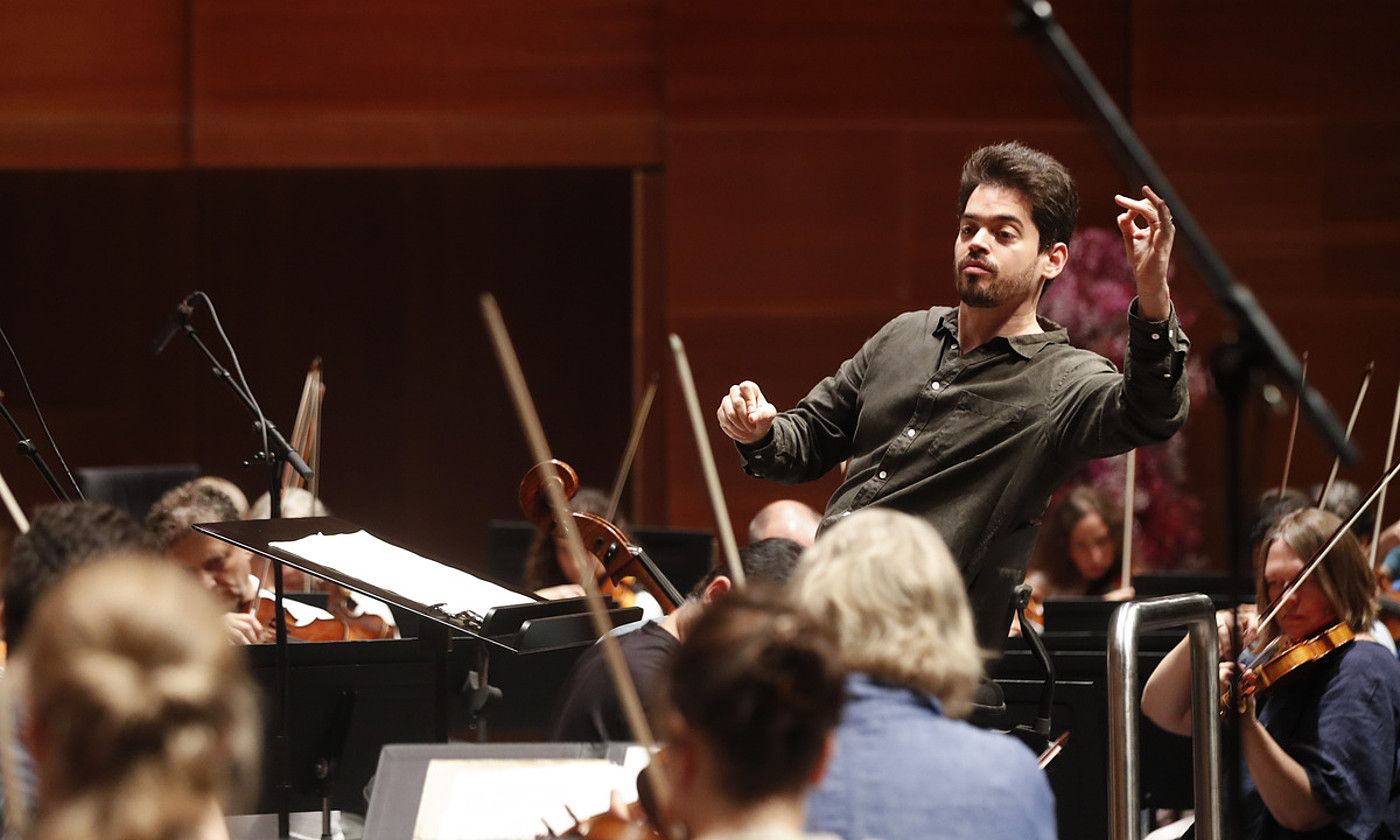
<box><xmin>0</xmin><ymin>1</ymin><xmax>1395</xmax><ymax>573</ymax></box>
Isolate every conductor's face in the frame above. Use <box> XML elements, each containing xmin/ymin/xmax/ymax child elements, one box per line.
<box><xmin>954</xmin><ymin>184</ymin><xmax>1051</xmax><ymax>309</ymax></box>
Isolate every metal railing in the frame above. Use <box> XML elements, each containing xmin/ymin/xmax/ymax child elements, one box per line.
<box><xmin>1107</xmin><ymin>594</ymin><xmax>1222</xmax><ymax>840</ymax></box>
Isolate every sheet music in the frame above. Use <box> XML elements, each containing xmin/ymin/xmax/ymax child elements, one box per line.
<box><xmin>412</xmin><ymin>750</ymin><xmax>649</xmax><ymax>840</ymax></box>
<box><xmin>269</xmin><ymin>530</ymin><xmax>533</xmax><ymax>620</ymax></box>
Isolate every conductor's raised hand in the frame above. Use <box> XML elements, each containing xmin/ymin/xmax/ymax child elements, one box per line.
<box><xmin>717</xmin><ymin>381</ymin><xmax>777</xmax><ymax>444</ymax></box>
<box><xmin>1114</xmin><ymin>185</ymin><xmax>1175</xmax><ymax>321</ymax></box>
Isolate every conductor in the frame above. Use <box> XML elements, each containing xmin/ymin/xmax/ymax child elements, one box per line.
<box><xmin>717</xmin><ymin>142</ymin><xmax>1190</xmax><ymax>643</ymax></box>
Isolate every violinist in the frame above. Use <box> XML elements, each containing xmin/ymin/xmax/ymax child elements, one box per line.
<box><xmin>526</xmin><ymin>486</ymin><xmax>657</xmax><ymax>610</ymax></box>
<box><xmin>146</xmin><ymin>481</ymin><xmax>337</xmax><ymax>645</ymax></box>
<box><xmin>0</xmin><ymin>501</ymin><xmax>159</xmax><ymax>836</ymax></box>
<box><xmin>1142</xmin><ymin>508</ymin><xmax>1400</xmax><ymax>838</ymax></box>
<box><xmin>655</xmin><ymin>585</ymin><xmax>845</xmax><ymax>840</ymax></box>
<box><xmin>1026</xmin><ymin>485</ymin><xmax>1134</xmax><ymax>602</ymax></box>
<box><xmin>795</xmin><ymin>509</ymin><xmax>1056</xmax><ymax>840</ymax></box>
<box><xmin>717</xmin><ymin>142</ymin><xmax>1189</xmax><ymax>642</ymax></box>
<box><xmin>550</xmin><ymin>537</ymin><xmax>803</xmax><ymax>742</ymax></box>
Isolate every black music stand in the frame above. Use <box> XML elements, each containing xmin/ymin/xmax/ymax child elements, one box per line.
<box><xmin>198</xmin><ymin>517</ymin><xmax>642</xmax><ymax>813</ymax></box>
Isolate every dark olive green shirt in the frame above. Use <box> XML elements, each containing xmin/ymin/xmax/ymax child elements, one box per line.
<box><xmin>738</xmin><ymin>301</ymin><xmax>1189</xmax><ymax>645</ymax></box>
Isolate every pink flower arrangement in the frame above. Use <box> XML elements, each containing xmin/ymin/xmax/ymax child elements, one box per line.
<box><xmin>1041</xmin><ymin>228</ymin><xmax>1209</xmax><ymax>571</ymax></box>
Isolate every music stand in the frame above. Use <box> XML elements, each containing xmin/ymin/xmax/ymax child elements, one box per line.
<box><xmin>197</xmin><ymin>516</ymin><xmax>641</xmax><ymax>735</ymax></box>
<box><xmin>363</xmin><ymin>742</ymin><xmax>645</xmax><ymax>839</ymax></box>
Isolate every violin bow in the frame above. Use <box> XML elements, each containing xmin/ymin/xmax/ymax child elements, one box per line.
<box><xmin>309</xmin><ymin>361</ymin><xmax>324</xmax><ymax>512</ymax></box>
<box><xmin>606</xmin><ymin>376</ymin><xmax>658</xmax><ymax>523</ymax></box>
<box><xmin>0</xmin><ymin>463</ymin><xmax>28</xmax><ymax>534</ymax></box>
<box><xmin>1037</xmin><ymin>731</ymin><xmax>1069</xmax><ymax>770</ymax></box>
<box><xmin>1258</xmin><ymin>454</ymin><xmax>1400</xmax><ymax>634</ymax></box>
<box><xmin>1278</xmin><ymin>350</ymin><xmax>1309</xmax><ymax>497</ymax></box>
<box><xmin>1318</xmin><ymin>361</ymin><xmax>1374</xmax><ymax>508</ymax></box>
<box><xmin>668</xmin><ymin>334</ymin><xmax>746</xmax><ymax>588</ymax></box>
<box><xmin>481</xmin><ymin>295</ymin><xmax>674</xmax><ymax>816</ymax></box>
<box><xmin>1371</xmin><ymin>377</ymin><xmax>1400</xmax><ymax>571</ymax></box>
<box><xmin>1120</xmin><ymin>449</ymin><xmax>1136</xmax><ymax>592</ymax></box>
<box><xmin>282</xmin><ymin>358</ymin><xmax>322</xmax><ymax>493</ymax></box>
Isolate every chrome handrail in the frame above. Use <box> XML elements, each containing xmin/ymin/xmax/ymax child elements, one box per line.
<box><xmin>1107</xmin><ymin>594</ymin><xmax>1222</xmax><ymax>840</ymax></box>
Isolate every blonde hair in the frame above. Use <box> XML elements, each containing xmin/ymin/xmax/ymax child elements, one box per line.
<box><xmin>15</xmin><ymin>552</ymin><xmax>260</xmax><ymax>840</ymax></box>
<box><xmin>1255</xmin><ymin>507</ymin><xmax>1378</xmax><ymax>648</ymax></box>
<box><xmin>794</xmin><ymin>509</ymin><xmax>983</xmax><ymax>717</ymax></box>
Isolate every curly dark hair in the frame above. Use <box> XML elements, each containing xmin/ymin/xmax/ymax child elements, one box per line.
<box><xmin>959</xmin><ymin>142</ymin><xmax>1079</xmax><ymax>253</ymax></box>
<box><xmin>665</xmin><ymin>585</ymin><xmax>845</xmax><ymax>807</ymax></box>
<box><xmin>5</xmin><ymin>501</ymin><xmax>157</xmax><ymax>646</ymax></box>
<box><xmin>145</xmin><ymin>481</ymin><xmax>241</xmax><ymax>551</ymax></box>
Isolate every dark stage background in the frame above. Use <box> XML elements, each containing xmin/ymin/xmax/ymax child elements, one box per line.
<box><xmin>0</xmin><ymin>1</ymin><xmax>1397</xmax><ymax>571</ymax></box>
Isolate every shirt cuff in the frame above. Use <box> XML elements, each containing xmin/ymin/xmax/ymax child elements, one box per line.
<box><xmin>1127</xmin><ymin>297</ymin><xmax>1187</xmax><ymax>353</ymax></box>
<box><xmin>736</xmin><ymin>430</ymin><xmax>779</xmax><ymax>476</ymax></box>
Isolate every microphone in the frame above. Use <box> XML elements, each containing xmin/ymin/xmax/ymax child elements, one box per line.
<box><xmin>151</xmin><ymin>293</ymin><xmax>199</xmax><ymax>356</ymax></box>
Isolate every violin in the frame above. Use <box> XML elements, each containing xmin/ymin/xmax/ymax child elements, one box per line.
<box><xmin>251</xmin><ymin>589</ymin><xmax>353</xmax><ymax>643</ymax></box>
<box><xmin>551</xmin><ymin>807</ymin><xmax>665</xmax><ymax>840</ymax></box>
<box><xmin>1224</xmin><ymin>621</ymin><xmax>1355</xmax><ymax>713</ymax></box>
<box><xmin>519</xmin><ymin>460</ymin><xmax>681</xmax><ymax>613</ymax></box>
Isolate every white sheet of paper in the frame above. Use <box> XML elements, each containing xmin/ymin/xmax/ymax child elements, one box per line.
<box><xmin>412</xmin><ymin>751</ymin><xmax>649</xmax><ymax>840</ymax></box>
<box><xmin>269</xmin><ymin>530</ymin><xmax>533</xmax><ymax>620</ymax></box>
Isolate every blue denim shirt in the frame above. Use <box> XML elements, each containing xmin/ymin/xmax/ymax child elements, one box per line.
<box><xmin>805</xmin><ymin>674</ymin><xmax>1057</xmax><ymax>840</ymax></box>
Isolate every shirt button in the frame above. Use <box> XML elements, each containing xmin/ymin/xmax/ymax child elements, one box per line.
<box><xmin>1163</xmin><ymin>372</ymin><xmax>1172</xmax><ymax>379</ymax></box>
<box><xmin>905</xmin><ymin>429</ymin><xmax>916</xmax><ymax>438</ymax></box>
<box><xmin>878</xmin><ymin>470</ymin><xmax>888</xmax><ymax>479</ymax></box>
<box><xmin>931</xmin><ymin>382</ymin><xmax>942</xmax><ymax>391</ymax></box>
<box><xmin>1151</xmin><ymin>332</ymin><xmax>1161</xmax><ymax>340</ymax></box>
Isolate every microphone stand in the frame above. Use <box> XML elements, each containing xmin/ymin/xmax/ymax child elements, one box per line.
<box><xmin>1004</xmin><ymin>3</ymin><xmax>1355</xmax><ymax>837</ymax></box>
<box><xmin>178</xmin><ymin>318</ymin><xmax>312</xmax><ymax>839</ymax></box>
<box><xmin>0</xmin><ymin>392</ymin><xmax>72</xmax><ymax>501</ymax></box>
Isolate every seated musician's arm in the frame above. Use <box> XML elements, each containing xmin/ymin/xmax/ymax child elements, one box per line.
<box><xmin>1240</xmin><ymin>714</ymin><xmax>1331</xmax><ymax>831</ymax></box>
<box><xmin>1140</xmin><ymin>633</ymin><xmax>1194</xmax><ymax>736</ymax></box>
<box><xmin>1249</xmin><ymin>655</ymin><xmax>1399</xmax><ymax>836</ymax></box>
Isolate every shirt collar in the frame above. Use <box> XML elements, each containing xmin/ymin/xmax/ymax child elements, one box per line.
<box><xmin>932</xmin><ymin>307</ymin><xmax>1069</xmax><ymax>359</ymax></box>
<box><xmin>847</xmin><ymin>673</ymin><xmax>944</xmax><ymax>716</ymax></box>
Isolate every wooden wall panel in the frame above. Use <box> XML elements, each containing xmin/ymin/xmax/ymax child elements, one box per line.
<box><xmin>1132</xmin><ymin>2</ymin><xmax>1400</xmax><ymax>566</ymax></box>
<box><xmin>0</xmin><ymin>170</ymin><xmax>633</xmax><ymax>572</ymax></box>
<box><xmin>667</xmin><ymin>1</ymin><xmax>1131</xmax><ymax>120</ymax></box>
<box><xmin>0</xmin><ymin>2</ymin><xmax>186</xmax><ymax>167</ymax></box>
<box><xmin>191</xmin><ymin>0</ymin><xmax>663</xmax><ymax>166</ymax></box>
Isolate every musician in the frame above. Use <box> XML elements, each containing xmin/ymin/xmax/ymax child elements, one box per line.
<box><xmin>795</xmin><ymin>508</ymin><xmax>1056</xmax><ymax>840</ymax></box>
<box><xmin>656</xmin><ymin>585</ymin><xmax>844</xmax><ymax>840</ymax></box>
<box><xmin>748</xmin><ymin>499</ymin><xmax>822</xmax><ymax>547</ymax></box>
<box><xmin>717</xmin><ymin>142</ymin><xmax>1189</xmax><ymax>640</ymax></box>
<box><xmin>0</xmin><ymin>502</ymin><xmax>159</xmax><ymax>837</ymax></box>
<box><xmin>4</xmin><ymin>501</ymin><xmax>157</xmax><ymax>650</ymax></box>
<box><xmin>1142</xmin><ymin>508</ymin><xmax>1400</xmax><ymax>838</ymax></box>
<box><xmin>11</xmin><ymin>553</ymin><xmax>259</xmax><ymax>840</ymax></box>
<box><xmin>1025</xmin><ymin>485</ymin><xmax>1133</xmax><ymax>601</ymax></box>
<box><xmin>526</xmin><ymin>486</ymin><xmax>620</xmax><ymax>600</ymax></box>
<box><xmin>550</xmin><ymin>537</ymin><xmax>803</xmax><ymax>742</ymax></box>
<box><xmin>146</xmin><ymin>481</ymin><xmax>335</xmax><ymax>645</ymax></box>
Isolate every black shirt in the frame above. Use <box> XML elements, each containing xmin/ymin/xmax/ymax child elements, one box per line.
<box><xmin>739</xmin><ymin>302</ymin><xmax>1189</xmax><ymax>644</ymax></box>
<box><xmin>550</xmin><ymin>621</ymin><xmax>680</xmax><ymax>742</ymax></box>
